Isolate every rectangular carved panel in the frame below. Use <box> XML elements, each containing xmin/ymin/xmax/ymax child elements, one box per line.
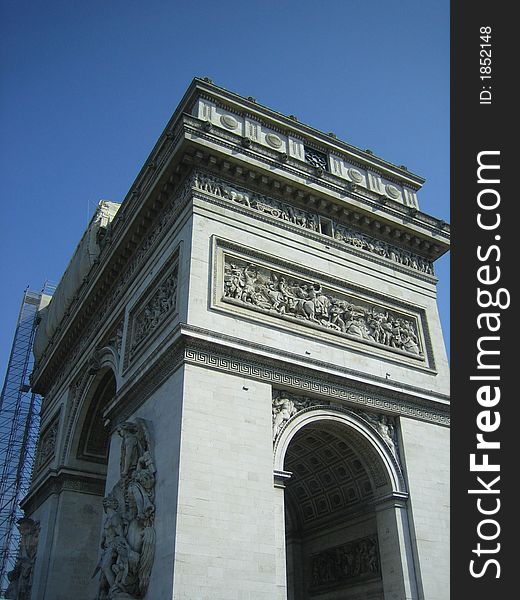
<box><xmin>215</xmin><ymin>242</ymin><xmax>428</xmax><ymax>364</ymax></box>
<box><xmin>310</xmin><ymin>535</ymin><xmax>381</xmax><ymax>592</ymax></box>
<box><xmin>34</xmin><ymin>411</ymin><xmax>61</xmax><ymax>473</ymax></box>
<box><xmin>125</xmin><ymin>249</ymin><xmax>179</xmax><ymax>368</ymax></box>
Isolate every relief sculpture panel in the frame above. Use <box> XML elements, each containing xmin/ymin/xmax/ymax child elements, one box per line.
<box><xmin>310</xmin><ymin>535</ymin><xmax>381</xmax><ymax>592</ymax></box>
<box><xmin>125</xmin><ymin>250</ymin><xmax>179</xmax><ymax>368</ymax></box>
<box><xmin>221</xmin><ymin>254</ymin><xmax>424</xmax><ymax>360</ymax></box>
<box><xmin>94</xmin><ymin>419</ymin><xmax>156</xmax><ymax>599</ymax></box>
<box><xmin>34</xmin><ymin>413</ymin><xmax>60</xmax><ymax>473</ymax></box>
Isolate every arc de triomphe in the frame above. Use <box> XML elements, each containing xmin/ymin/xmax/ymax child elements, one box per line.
<box><xmin>17</xmin><ymin>78</ymin><xmax>449</xmax><ymax>600</ymax></box>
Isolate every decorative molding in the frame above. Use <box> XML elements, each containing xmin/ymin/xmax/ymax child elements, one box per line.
<box><xmin>34</xmin><ymin>176</ymin><xmax>192</xmax><ymax>396</ymax></box>
<box><xmin>348</xmin><ymin>168</ymin><xmax>364</xmax><ymax>184</ymax></box>
<box><xmin>305</xmin><ymin>146</ymin><xmax>328</xmax><ymax>171</ymax></box>
<box><xmin>21</xmin><ymin>470</ymin><xmax>106</xmax><ymax>515</ymax></box>
<box><xmin>31</xmin><ymin>124</ymin><xmax>185</xmax><ymax>384</ymax></box>
<box><xmin>219</xmin><ymin>113</ymin><xmax>239</xmax><ymax>130</ymax></box>
<box><xmin>105</xmin><ymin>335</ymin><xmax>185</xmax><ymax>427</ymax></box>
<box><xmin>271</xmin><ymin>391</ymin><xmax>404</xmax><ymax>496</ymax></box>
<box><xmin>102</xmin><ymin>330</ymin><xmax>448</xmax><ymax>433</ymax></box>
<box><xmin>272</xmin><ymin>390</ymin><xmax>399</xmax><ymax>461</ymax></box>
<box><xmin>193</xmin><ymin>171</ymin><xmax>435</xmax><ymax>277</ymax></box>
<box><xmin>193</xmin><ymin>92</ymin><xmax>424</xmax><ymax>194</ymax></box>
<box><xmin>60</xmin><ymin>362</ymin><xmax>97</xmax><ymax>465</ymax></box>
<box><xmin>186</xmin><ymin>116</ymin><xmax>449</xmax><ymax>240</ymax></box>
<box><xmin>266</xmin><ymin>132</ymin><xmax>283</xmax><ymax>149</ymax></box>
<box><xmin>181</xmin><ymin>337</ymin><xmax>449</xmax><ymax>426</ymax></box>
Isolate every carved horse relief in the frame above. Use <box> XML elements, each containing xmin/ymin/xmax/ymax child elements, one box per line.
<box><xmin>94</xmin><ymin>419</ymin><xmax>156</xmax><ymax>600</ymax></box>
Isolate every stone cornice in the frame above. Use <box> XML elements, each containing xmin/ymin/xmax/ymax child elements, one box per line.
<box><xmin>191</xmin><ymin>78</ymin><xmax>426</xmax><ymax>189</ymax></box>
<box><xmin>20</xmin><ymin>468</ymin><xmax>105</xmax><ymax>515</ymax></box>
<box><xmin>30</xmin><ymin>168</ymin><xmax>193</xmax><ymax>395</ymax></box>
<box><xmin>103</xmin><ymin>327</ymin><xmax>449</xmax><ymax>429</ymax></box>
<box><xmin>182</xmin><ymin>118</ymin><xmax>450</xmax><ymax>254</ymax></box>
<box><xmin>180</xmin><ymin>326</ymin><xmax>449</xmax><ymax>410</ymax></box>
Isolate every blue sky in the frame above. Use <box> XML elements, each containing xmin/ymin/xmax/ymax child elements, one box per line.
<box><xmin>0</xmin><ymin>0</ymin><xmax>449</xmax><ymax>380</ymax></box>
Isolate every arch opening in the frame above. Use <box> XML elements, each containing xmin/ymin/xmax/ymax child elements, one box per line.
<box><xmin>55</xmin><ymin>368</ymin><xmax>118</xmax><ymax>599</ymax></box>
<box><xmin>76</xmin><ymin>369</ymin><xmax>116</xmax><ymax>464</ymax></box>
<box><xmin>282</xmin><ymin>418</ymin><xmax>395</xmax><ymax>600</ymax></box>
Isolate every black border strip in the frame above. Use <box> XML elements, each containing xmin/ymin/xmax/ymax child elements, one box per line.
<box><xmin>451</xmin><ymin>2</ymin><xmax>514</xmax><ymax>596</ymax></box>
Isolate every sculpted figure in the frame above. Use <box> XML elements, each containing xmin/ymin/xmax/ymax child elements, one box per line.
<box><xmin>362</xmin><ymin>412</ymin><xmax>398</xmax><ymax>457</ymax></box>
<box><xmin>224</xmin><ymin>186</ymin><xmax>250</xmax><ymax>207</ymax></box>
<box><xmin>94</xmin><ymin>494</ymin><xmax>136</xmax><ymax>599</ymax></box>
<box><xmin>95</xmin><ymin>419</ymin><xmax>156</xmax><ymax>599</ymax></box>
<box><xmin>376</xmin><ymin>415</ymin><xmax>396</xmax><ymax>451</ymax></box>
<box><xmin>368</xmin><ymin>313</ymin><xmax>385</xmax><ymax>344</ymax></box>
<box><xmin>265</xmin><ymin>274</ymin><xmax>295</xmax><ymax>313</ymax></box>
<box><xmin>272</xmin><ymin>396</ymin><xmax>297</xmax><ymax>439</ymax></box>
<box><xmin>5</xmin><ymin>518</ymin><xmax>40</xmax><ymax>600</ymax></box>
<box><xmin>306</xmin><ymin>283</ymin><xmax>330</xmax><ymax>320</ymax></box>
<box><xmin>118</xmin><ymin>422</ymin><xmax>142</xmax><ymax>479</ymax></box>
<box><xmin>223</xmin><ymin>260</ymin><xmax>421</xmax><ymax>356</ymax></box>
<box><xmin>240</xmin><ymin>265</ymin><xmax>259</xmax><ymax>304</ymax></box>
<box><xmin>224</xmin><ymin>263</ymin><xmax>244</xmax><ymax>300</ymax></box>
<box><xmin>328</xmin><ymin>300</ymin><xmax>346</xmax><ymax>332</ymax></box>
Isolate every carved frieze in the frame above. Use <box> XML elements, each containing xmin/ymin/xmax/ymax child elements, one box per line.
<box><xmin>125</xmin><ymin>251</ymin><xmax>180</xmax><ymax>367</ymax></box>
<box><xmin>94</xmin><ymin>419</ymin><xmax>156</xmax><ymax>599</ymax></box>
<box><xmin>221</xmin><ymin>255</ymin><xmax>424</xmax><ymax>360</ymax></box>
<box><xmin>106</xmin><ymin>318</ymin><xmax>124</xmax><ymax>359</ymax></box>
<box><xmin>193</xmin><ymin>172</ymin><xmax>434</xmax><ymax>275</ymax></box>
<box><xmin>34</xmin><ymin>413</ymin><xmax>60</xmax><ymax>473</ymax></box>
<box><xmin>5</xmin><ymin>518</ymin><xmax>40</xmax><ymax>600</ymax></box>
<box><xmin>310</xmin><ymin>535</ymin><xmax>380</xmax><ymax>591</ymax></box>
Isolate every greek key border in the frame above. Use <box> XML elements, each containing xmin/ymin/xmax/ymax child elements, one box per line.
<box><xmin>183</xmin><ymin>340</ymin><xmax>449</xmax><ymax>427</ymax></box>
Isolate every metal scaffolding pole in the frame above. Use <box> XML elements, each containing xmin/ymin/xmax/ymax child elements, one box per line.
<box><xmin>0</xmin><ymin>285</ymin><xmax>53</xmax><ymax>594</ymax></box>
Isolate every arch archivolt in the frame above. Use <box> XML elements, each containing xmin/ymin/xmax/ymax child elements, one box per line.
<box><xmin>274</xmin><ymin>399</ymin><xmax>416</xmax><ymax>599</ymax></box>
<box><xmin>273</xmin><ymin>402</ymin><xmax>407</xmax><ymax>498</ymax></box>
<box><xmin>61</xmin><ymin>345</ymin><xmax>119</xmax><ymax>465</ymax></box>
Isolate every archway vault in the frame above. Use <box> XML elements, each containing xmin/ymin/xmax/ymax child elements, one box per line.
<box><xmin>63</xmin><ymin>349</ymin><xmax>119</xmax><ymax>469</ymax></box>
<box><xmin>274</xmin><ymin>406</ymin><xmax>407</xmax><ymax>500</ymax></box>
<box><xmin>274</xmin><ymin>406</ymin><xmax>413</xmax><ymax>600</ymax></box>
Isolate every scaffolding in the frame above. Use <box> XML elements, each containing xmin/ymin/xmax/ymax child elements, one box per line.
<box><xmin>0</xmin><ymin>284</ymin><xmax>54</xmax><ymax>594</ymax></box>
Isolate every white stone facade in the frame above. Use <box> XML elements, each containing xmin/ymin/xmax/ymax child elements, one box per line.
<box><xmin>20</xmin><ymin>78</ymin><xmax>450</xmax><ymax>600</ymax></box>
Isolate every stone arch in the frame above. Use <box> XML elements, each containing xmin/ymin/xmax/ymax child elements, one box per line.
<box><xmin>46</xmin><ymin>357</ymin><xmax>119</xmax><ymax>600</ymax></box>
<box><xmin>274</xmin><ymin>406</ymin><xmax>406</xmax><ymax>497</ymax></box>
<box><xmin>274</xmin><ymin>406</ymin><xmax>417</xmax><ymax>600</ymax></box>
<box><xmin>64</xmin><ymin>354</ymin><xmax>118</xmax><ymax>469</ymax></box>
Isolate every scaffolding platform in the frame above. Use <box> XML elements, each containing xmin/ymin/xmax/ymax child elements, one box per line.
<box><xmin>0</xmin><ymin>285</ymin><xmax>54</xmax><ymax>594</ymax></box>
